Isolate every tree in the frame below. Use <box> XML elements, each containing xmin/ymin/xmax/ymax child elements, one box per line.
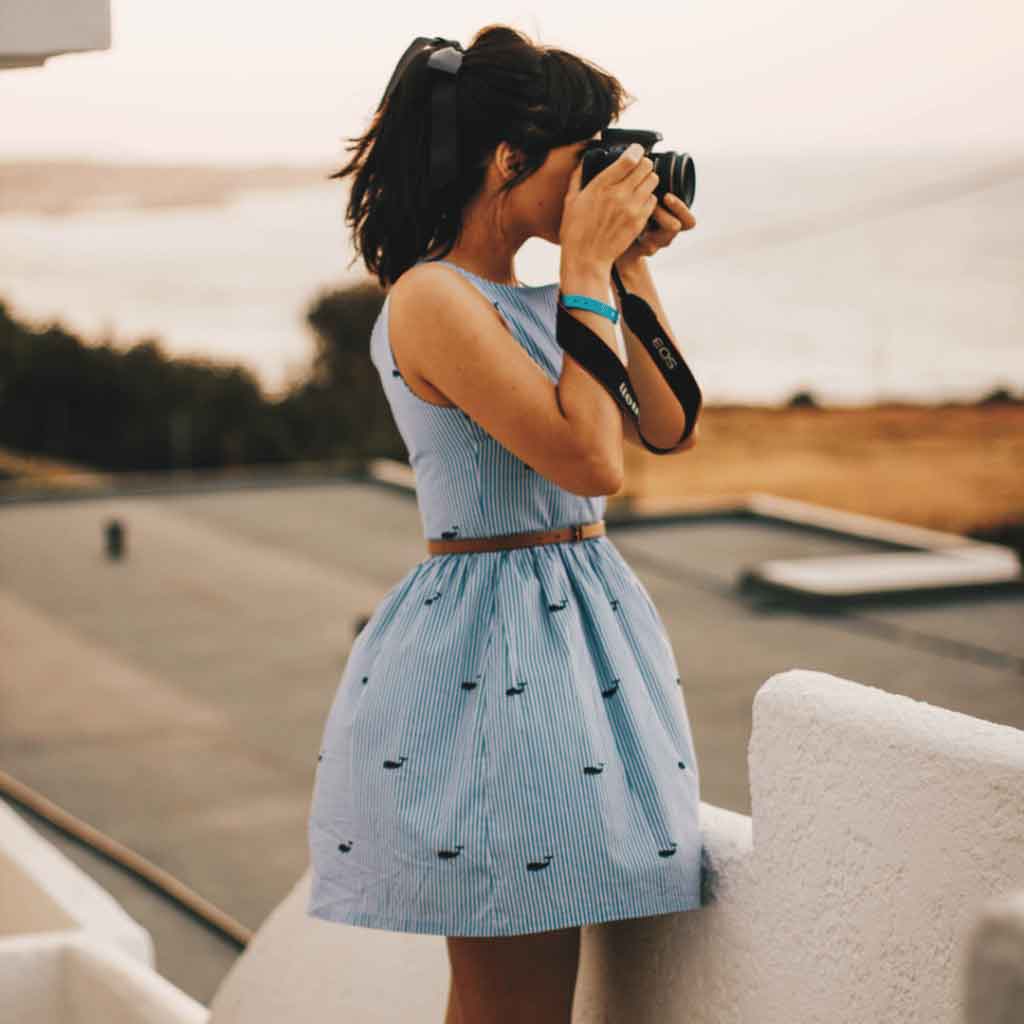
<box><xmin>300</xmin><ymin>279</ymin><xmax>405</xmax><ymax>460</ymax></box>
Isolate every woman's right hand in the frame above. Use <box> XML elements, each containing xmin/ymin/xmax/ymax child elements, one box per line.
<box><xmin>559</xmin><ymin>142</ymin><xmax>660</xmax><ymax>272</ymax></box>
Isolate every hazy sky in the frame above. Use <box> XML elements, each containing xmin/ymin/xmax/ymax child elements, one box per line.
<box><xmin>3</xmin><ymin>0</ymin><xmax>1021</xmax><ymax>165</ymax></box>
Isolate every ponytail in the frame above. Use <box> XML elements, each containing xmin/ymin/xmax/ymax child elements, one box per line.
<box><xmin>329</xmin><ymin>24</ymin><xmax>632</xmax><ymax>288</ymax></box>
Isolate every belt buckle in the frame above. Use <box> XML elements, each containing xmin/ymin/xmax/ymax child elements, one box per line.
<box><xmin>571</xmin><ymin>523</ymin><xmax>584</xmax><ymax>543</ymax></box>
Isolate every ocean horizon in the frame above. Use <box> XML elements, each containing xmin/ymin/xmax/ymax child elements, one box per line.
<box><xmin>1</xmin><ymin>146</ymin><xmax>1021</xmax><ymax>405</ymax></box>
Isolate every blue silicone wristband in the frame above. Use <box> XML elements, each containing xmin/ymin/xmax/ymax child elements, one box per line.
<box><xmin>560</xmin><ymin>291</ymin><xmax>619</xmax><ymax>325</ymax></box>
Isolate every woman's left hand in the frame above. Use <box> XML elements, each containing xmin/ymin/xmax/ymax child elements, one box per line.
<box><xmin>616</xmin><ymin>192</ymin><xmax>696</xmax><ymax>265</ymax></box>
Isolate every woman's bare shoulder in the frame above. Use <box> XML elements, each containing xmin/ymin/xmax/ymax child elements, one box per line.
<box><xmin>389</xmin><ymin>261</ymin><xmax>497</xmax><ymax>337</ymax></box>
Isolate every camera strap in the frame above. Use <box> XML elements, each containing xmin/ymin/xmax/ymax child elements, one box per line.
<box><xmin>554</xmin><ymin>264</ymin><xmax>702</xmax><ymax>453</ymax></box>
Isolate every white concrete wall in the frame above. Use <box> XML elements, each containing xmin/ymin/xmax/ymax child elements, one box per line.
<box><xmin>207</xmin><ymin>669</ymin><xmax>1024</xmax><ymax>1024</ymax></box>
<box><xmin>0</xmin><ymin>797</ymin><xmax>153</xmax><ymax>966</ymax></box>
<box><xmin>0</xmin><ymin>798</ymin><xmax>206</xmax><ymax>1021</ymax></box>
<box><xmin>746</xmin><ymin>670</ymin><xmax>1024</xmax><ymax>1023</ymax></box>
<box><xmin>0</xmin><ymin>0</ymin><xmax>110</xmax><ymax>69</ymax></box>
<box><xmin>0</xmin><ymin>932</ymin><xmax>207</xmax><ymax>1023</ymax></box>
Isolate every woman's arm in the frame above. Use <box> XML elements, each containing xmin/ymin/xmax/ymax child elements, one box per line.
<box><xmin>611</xmin><ymin>254</ymin><xmax>699</xmax><ymax>454</ymax></box>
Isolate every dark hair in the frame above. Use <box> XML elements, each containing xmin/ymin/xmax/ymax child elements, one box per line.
<box><xmin>329</xmin><ymin>24</ymin><xmax>633</xmax><ymax>288</ymax></box>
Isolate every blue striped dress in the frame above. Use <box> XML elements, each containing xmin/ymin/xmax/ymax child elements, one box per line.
<box><xmin>306</xmin><ymin>257</ymin><xmax>705</xmax><ymax>936</ymax></box>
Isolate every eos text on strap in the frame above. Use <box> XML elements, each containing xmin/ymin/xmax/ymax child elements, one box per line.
<box><xmin>553</xmin><ymin>263</ymin><xmax>702</xmax><ymax>453</ymax></box>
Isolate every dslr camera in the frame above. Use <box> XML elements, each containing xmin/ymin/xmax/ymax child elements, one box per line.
<box><xmin>580</xmin><ymin>128</ymin><xmax>695</xmax><ymax>211</ymax></box>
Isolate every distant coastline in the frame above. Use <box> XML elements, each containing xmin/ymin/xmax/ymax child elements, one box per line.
<box><xmin>5</xmin><ymin>146</ymin><xmax>1020</xmax><ymax>218</ymax></box>
<box><xmin>0</xmin><ymin>158</ymin><xmax>329</xmax><ymax>217</ymax></box>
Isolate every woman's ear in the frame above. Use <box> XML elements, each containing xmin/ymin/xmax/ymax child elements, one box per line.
<box><xmin>495</xmin><ymin>141</ymin><xmax>525</xmax><ymax>181</ymax></box>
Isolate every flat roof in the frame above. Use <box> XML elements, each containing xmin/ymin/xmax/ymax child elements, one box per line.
<box><xmin>2</xmin><ymin>470</ymin><xmax>1021</xmax><ymax>1002</ymax></box>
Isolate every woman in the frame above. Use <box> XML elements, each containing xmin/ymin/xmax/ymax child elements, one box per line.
<box><xmin>307</xmin><ymin>24</ymin><xmax>705</xmax><ymax>1024</ymax></box>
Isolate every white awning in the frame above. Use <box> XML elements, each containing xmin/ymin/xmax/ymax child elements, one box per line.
<box><xmin>0</xmin><ymin>0</ymin><xmax>110</xmax><ymax>69</ymax></box>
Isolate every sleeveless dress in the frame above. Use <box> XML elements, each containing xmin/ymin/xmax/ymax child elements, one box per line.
<box><xmin>306</xmin><ymin>258</ymin><xmax>706</xmax><ymax>937</ymax></box>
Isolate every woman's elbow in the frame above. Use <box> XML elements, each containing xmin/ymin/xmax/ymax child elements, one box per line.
<box><xmin>584</xmin><ymin>452</ymin><xmax>624</xmax><ymax>495</ymax></box>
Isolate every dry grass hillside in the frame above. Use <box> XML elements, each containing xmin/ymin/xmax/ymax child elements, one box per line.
<box><xmin>621</xmin><ymin>401</ymin><xmax>1023</xmax><ymax>539</ymax></box>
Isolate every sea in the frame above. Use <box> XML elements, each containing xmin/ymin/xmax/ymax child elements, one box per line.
<box><xmin>1</xmin><ymin>146</ymin><xmax>1021</xmax><ymax>405</ymax></box>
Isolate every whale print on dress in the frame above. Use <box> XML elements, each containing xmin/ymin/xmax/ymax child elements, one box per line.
<box><xmin>306</xmin><ymin>257</ymin><xmax>706</xmax><ymax>937</ymax></box>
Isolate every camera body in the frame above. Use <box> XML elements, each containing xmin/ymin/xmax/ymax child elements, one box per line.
<box><xmin>580</xmin><ymin>128</ymin><xmax>696</xmax><ymax>209</ymax></box>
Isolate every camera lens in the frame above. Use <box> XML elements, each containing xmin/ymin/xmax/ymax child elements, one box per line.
<box><xmin>580</xmin><ymin>137</ymin><xmax>696</xmax><ymax>210</ymax></box>
<box><xmin>654</xmin><ymin>151</ymin><xmax>695</xmax><ymax>208</ymax></box>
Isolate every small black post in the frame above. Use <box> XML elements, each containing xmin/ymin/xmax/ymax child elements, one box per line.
<box><xmin>105</xmin><ymin>519</ymin><xmax>125</xmax><ymax>560</ymax></box>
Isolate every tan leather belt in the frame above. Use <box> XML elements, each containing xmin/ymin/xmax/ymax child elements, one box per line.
<box><xmin>426</xmin><ymin>519</ymin><xmax>606</xmax><ymax>556</ymax></box>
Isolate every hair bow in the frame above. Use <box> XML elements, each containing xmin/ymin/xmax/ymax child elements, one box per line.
<box><xmin>378</xmin><ymin>36</ymin><xmax>465</xmax><ymax>191</ymax></box>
